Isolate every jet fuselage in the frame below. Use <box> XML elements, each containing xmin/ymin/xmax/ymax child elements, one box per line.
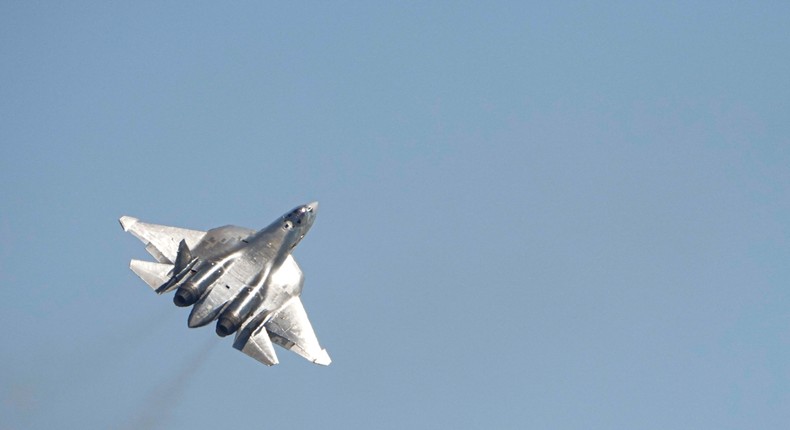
<box><xmin>167</xmin><ymin>202</ymin><xmax>318</xmax><ymax>337</ymax></box>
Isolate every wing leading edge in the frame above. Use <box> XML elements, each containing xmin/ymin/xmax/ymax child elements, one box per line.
<box><xmin>119</xmin><ymin>216</ymin><xmax>206</xmax><ymax>264</ymax></box>
<box><xmin>266</xmin><ymin>298</ymin><xmax>331</xmax><ymax>366</ymax></box>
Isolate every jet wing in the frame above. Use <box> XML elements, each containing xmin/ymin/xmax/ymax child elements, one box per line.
<box><xmin>265</xmin><ymin>297</ymin><xmax>331</xmax><ymax>366</ymax></box>
<box><xmin>119</xmin><ymin>216</ymin><xmax>206</xmax><ymax>264</ymax></box>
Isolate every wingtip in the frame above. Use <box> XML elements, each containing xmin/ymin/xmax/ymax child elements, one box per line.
<box><xmin>314</xmin><ymin>350</ymin><xmax>332</xmax><ymax>366</ymax></box>
<box><xmin>119</xmin><ymin>216</ymin><xmax>139</xmax><ymax>231</ymax></box>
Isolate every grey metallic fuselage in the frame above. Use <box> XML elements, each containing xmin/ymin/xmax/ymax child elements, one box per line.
<box><xmin>172</xmin><ymin>203</ymin><xmax>317</xmax><ymax>337</ymax></box>
<box><xmin>120</xmin><ymin>201</ymin><xmax>330</xmax><ymax>366</ymax></box>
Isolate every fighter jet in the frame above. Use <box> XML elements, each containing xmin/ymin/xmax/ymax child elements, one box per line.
<box><xmin>119</xmin><ymin>202</ymin><xmax>330</xmax><ymax>366</ymax></box>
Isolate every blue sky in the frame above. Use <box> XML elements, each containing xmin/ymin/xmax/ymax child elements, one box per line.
<box><xmin>1</xmin><ymin>2</ymin><xmax>789</xmax><ymax>429</ymax></box>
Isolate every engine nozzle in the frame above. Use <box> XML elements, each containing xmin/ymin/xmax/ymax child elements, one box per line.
<box><xmin>173</xmin><ymin>285</ymin><xmax>197</xmax><ymax>307</ymax></box>
<box><xmin>216</xmin><ymin>316</ymin><xmax>239</xmax><ymax>337</ymax></box>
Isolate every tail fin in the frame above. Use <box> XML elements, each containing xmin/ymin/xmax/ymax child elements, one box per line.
<box><xmin>155</xmin><ymin>240</ymin><xmax>197</xmax><ymax>294</ymax></box>
<box><xmin>174</xmin><ymin>239</ymin><xmax>193</xmax><ymax>273</ymax></box>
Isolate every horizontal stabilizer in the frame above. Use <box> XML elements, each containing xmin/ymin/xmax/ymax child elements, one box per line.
<box><xmin>130</xmin><ymin>259</ymin><xmax>173</xmax><ymax>291</ymax></box>
<box><xmin>234</xmin><ymin>322</ymin><xmax>279</xmax><ymax>366</ymax></box>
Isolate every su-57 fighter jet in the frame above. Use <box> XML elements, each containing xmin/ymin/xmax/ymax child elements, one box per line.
<box><xmin>119</xmin><ymin>202</ymin><xmax>330</xmax><ymax>366</ymax></box>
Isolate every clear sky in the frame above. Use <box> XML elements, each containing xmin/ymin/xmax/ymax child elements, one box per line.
<box><xmin>1</xmin><ymin>2</ymin><xmax>789</xmax><ymax>429</ymax></box>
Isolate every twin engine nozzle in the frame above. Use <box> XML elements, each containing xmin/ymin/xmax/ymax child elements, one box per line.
<box><xmin>216</xmin><ymin>315</ymin><xmax>239</xmax><ymax>337</ymax></box>
<box><xmin>172</xmin><ymin>265</ymin><xmax>224</xmax><ymax>306</ymax></box>
<box><xmin>166</xmin><ymin>240</ymin><xmax>263</xmax><ymax>339</ymax></box>
<box><xmin>169</xmin><ymin>261</ymin><xmax>242</xmax><ymax>337</ymax></box>
<box><xmin>173</xmin><ymin>285</ymin><xmax>198</xmax><ymax>307</ymax></box>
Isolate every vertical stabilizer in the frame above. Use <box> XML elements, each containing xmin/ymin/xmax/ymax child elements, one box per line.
<box><xmin>174</xmin><ymin>239</ymin><xmax>193</xmax><ymax>273</ymax></box>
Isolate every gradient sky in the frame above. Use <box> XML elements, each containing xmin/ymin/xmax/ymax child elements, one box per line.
<box><xmin>2</xmin><ymin>2</ymin><xmax>789</xmax><ymax>429</ymax></box>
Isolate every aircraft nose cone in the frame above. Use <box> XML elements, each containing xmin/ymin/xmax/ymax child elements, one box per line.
<box><xmin>308</xmin><ymin>201</ymin><xmax>319</xmax><ymax>212</ymax></box>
